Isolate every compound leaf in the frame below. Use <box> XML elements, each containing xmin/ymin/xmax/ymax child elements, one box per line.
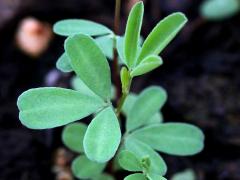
<box><xmin>17</xmin><ymin>87</ymin><xmax>104</xmax><ymax>129</ymax></box>
<box><xmin>65</xmin><ymin>34</ymin><xmax>111</xmax><ymax>101</ymax></box>
<box><xmin>124</xmin><ymin>2</ymin><xmax>144</xmax><ymax>68</ymax></box>
<box><xmin>131</xmin><ymin>123</ymin><xmax>204</xmax><ymax>156</ymax></box>
<box><xmin>62</xmin><ymin>122</ymin><xmax>87</xmax><ymax>153</ymax></box>
<box><xmin>125</xmin><ymin>137</ymin><xmax>167</xmax><ymax>176</ymax></box>
<box><xmin>131</xmin><ymin>55</ymin><xmax>163</xmax><ymax>77</ymax></box>
<box><xmin>137</xmin><ymin>13</ymin><xmax>187</xmax><ymax>64</ymax></box>
<box><xmin>118</xmin><ymin>150</ymin><xmax>142</xmax><ymax>172</ymax></box>
<box><xmin>71</xmin><ymin>155</ymin><xmax>106</xmax><ymax>179</ymax></box>
<box><xmin>127</xmin><ymin>86</ymin><xmax>167</xmax><ymax>132</ymax></box>
<box><xmin>84</xmin><ymin>107</ymin><xmax>121</xmax><ymax>163</ymax></box>
<box><xmin>53</xmin><ymin>19</ymin><xmax>112</xmax><ymax>36</ymax></box>
<box><xmin>124</xmin><ymin>173</ymin><xmax>147</xmax><ymax>180</ymax></box>
<box><xmin>56</xmin><ymin>53</ymin><xmax>73</xmax><ymax>72</ymax></box>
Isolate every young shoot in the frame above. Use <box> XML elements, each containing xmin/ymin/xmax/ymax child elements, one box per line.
<box><xmin>17</xmin><ymin>1</ymin><xmax>204</xmax><ymax>179</ymax></box>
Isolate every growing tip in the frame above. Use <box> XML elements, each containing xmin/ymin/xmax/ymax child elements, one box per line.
<box><xmin>172</xmin><ymin>12</ymin><xmax>188</xmax><ymax>22</ymax></box>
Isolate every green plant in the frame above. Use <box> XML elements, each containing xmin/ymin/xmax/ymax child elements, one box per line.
<box><xmin>17</xmin><ymin>1</ymin><xmax>204</xmax><ymax>179</ymax></box>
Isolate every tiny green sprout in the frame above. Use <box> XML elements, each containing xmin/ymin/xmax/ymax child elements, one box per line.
<box><xmin>140</xmin><ymin>156</ymin><xmax>151</xmax><ymax>174</ymax></box>
<box><xmin>120</xmin><ymin>67</ymin><xmax>131</xmax><ymax>94</ymax></box>
<box><xmin>200</xmin><ymin>0</ymin><xmax>240</xmax><ymax>21</ymax></box>
<box><xmin>16</xmin><ymin>1</ymin><xmax>205</xmax><ymax>179</ymax></box>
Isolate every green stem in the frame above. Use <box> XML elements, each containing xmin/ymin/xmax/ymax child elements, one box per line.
<box><xmin>116</xmin><ymin>92</ymin><xmax>127</xmax><ymax>116</ymax></box>
<box><xmin>116</xmin><ymin>77</ymin><xmax>132</xmax><ymax>116</ymax></box>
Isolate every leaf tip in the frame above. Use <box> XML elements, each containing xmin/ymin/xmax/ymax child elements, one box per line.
<box><xmin>173</xmin><ymin>12</ymin><xmax>188</xmax><ymax>23</ymax></box>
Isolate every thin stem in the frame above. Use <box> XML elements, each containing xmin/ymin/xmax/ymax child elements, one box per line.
<box><xmin>113</xmin><ymin>0</ymin><xmax>132</xmax><ymax>116</ymax></box>
<box><xmin>113</xmin><ymin>0</ymin><xmax>121</xmax><ymax>100</ymax></box>
<box><xmin>114</xmin><ymin>0</ymin><xmax>121</xmax><ymax>35</ymax></box>
<box><xmin>116</xmin><ymin>92</ymin><xmax>127</xmax><ymax>116</ymax></box>
<box><xmin>107</xmin><ymin>0</ymin><xmax>123</xmax><ymax>175</ymax></box>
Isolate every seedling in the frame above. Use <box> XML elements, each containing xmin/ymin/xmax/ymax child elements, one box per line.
<box><xmin>17</xmin><ymin>1</ymin><xmax>204</xmax><ymax>179</ymax></box>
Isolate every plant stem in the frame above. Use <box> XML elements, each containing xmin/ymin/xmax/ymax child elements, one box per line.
<box><xmin>116</xmin><ymin>92</ymin><xmax>127</xmax><ymax>116</ymax></box>
<box><xmin>113</xmin><ymin>0</ymin><xmax>121</xmax><ymax>100</ymax></box>
<box><xmin>113</xmin><ymin>0</ymin><xmax>132</xmax><ymax>116</ymax></box>
<box><xmin>109</xmin><ymin>2</ymin><xmax>121</xmax><ymax>170</ymax></box>
<box><xmin>114</xmin><ymin>0</ymin><xmax>121</xmax><ymax>35</ymax></box>
<box><xmin>116</xmin><ymin>77</ymin><xmax>132</xmax><ymax>116</ymax></box>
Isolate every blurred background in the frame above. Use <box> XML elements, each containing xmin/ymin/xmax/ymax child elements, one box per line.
<box><xmin>0</xmin><ymin>0</ymin><xmax>240</xmax><ymax>179</ymax></box>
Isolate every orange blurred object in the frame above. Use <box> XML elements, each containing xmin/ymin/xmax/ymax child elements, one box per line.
<box><xmin>16</xmin><ymin>17</ymin><xmax>53</xmax><ymax>57</ymax></box>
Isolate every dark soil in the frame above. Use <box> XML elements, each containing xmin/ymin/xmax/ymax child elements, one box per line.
<box><xmin>0</xmin><ymin>0</ymin><xmax>240</xmax><ymax>179</ymax></box>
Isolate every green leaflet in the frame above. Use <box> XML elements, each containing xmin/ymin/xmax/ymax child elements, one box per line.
<box><xmin>127</xmin><ymin>86</ymin><xmax>167</xmax><ymax>132</ymax></box>
<box><xmin>65</xmin><ymin>34</ymin><xmax>111</xmax><ymax>101</ymax></box>
<box><xmin>122</xmin><ymin>93</ymin><xmax>137</xmax><ymax>116</ymax></box>
<box><xmin>171</xmin><ymin>169</ymin><xmax>196</xmax><ymax>180</ymax></box>
<box><xmin>117</xmin><ymin>36</ymin><xmax>127</xmax><ymax>65</ymax></box>
<box><xmin>71</xmin><ymin>155</ymin><xmax>106</xmax><ymax>179</ymax></box>
<box><xmin>131</xmin><ymin>123</ymin><xmax>204</xmax><ymax>156</ymax></box>
<box><xmin>17</xmin><ymin>87</ymin><xmax>104</xmax><ymax>129</ymax></box>
<box><xmin>71</xmin><ymin>76</ymin><xmax>97</xmax><ymax>97</ymax></box>
<box><xmin>131</xmin><ymin>55</ymin><xmax>163</xmax><ymax>77</ymax></box>
<box><xmin>124</xmin><ymin>2</ymin><xmax>144</xmax><ymax>68</ymax></box>
<box><xmin>56</xmin><ymin>53</ymin><xmax>73</xmax><ymax>72</ymax></box>
<box><xmin>137</xmin><ymin>13</ymin><xmax>187</xmax><ymax>64</ymax></box>
<box><xmin>62</xmin><ymin>122</ymin><xmax>87</xmax><ymax>153</ymax></box>
<box><xmin>117</xmin><ymin>36</ymin><xmax>143</xmax><ymax>65</ymax></box>
<box><xmin>149</xmin><ymin>112</ymin><xmax>163</xmax><ymax>124</ymax></box>
<box><xmin>122</xmin><ymin>93</ymin><xmax>163</xmax><ymax>126</ymax></box>
<box><xmin>95</xmin><ymin>35</ymin><xmax>124</xmax><ymax>64</ymax></box>
<box><xmin>112</xmin><ymin>145</ymin><xmax>124</xmax><ymax>171</ymax></box>
<box><xmin>95</xmin><ymin>35</ymin><xmax>114</xmax><ymax>59</ymax></box>
<box><xmin>53</xmin><ymin>19</ymin><xmax>112</xmax><ymax>36</ymax></box>
<box><xmin>147</xmin><ymin>173</ymin><xmax>167</xmax><ymax>180</ymax></box>
<box><xmin>94</xmin><ymin>173</ymin><xmax>115</xmax><ymax>180</ymax></box>
<box><xmin>71</xmin><ymin>76</ymin><xmax>116</xmax><ymax>100</ymax></box>
<box><xmin>118</xmin><ymin>150</ymin><xmax>142</xmax><ymax>172</ymax></box>
<box><xmin>124</xmin><ymin>173</ymin><xmax>147</xmax><ymax>180</ymax></box>
<box><xmin>125</xmin><ymin>137</ymin><xmax>167</xmax><ymax>176</ymax></box>
<box><xmin>200</xmin><ymin>0</ymin><xmax>240</xmax><ymax>20</ymax></box>
<box><xmin>83</xmin><ymin>107</ymin><xmax>121</xmax><ymax>163</ymax></box>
